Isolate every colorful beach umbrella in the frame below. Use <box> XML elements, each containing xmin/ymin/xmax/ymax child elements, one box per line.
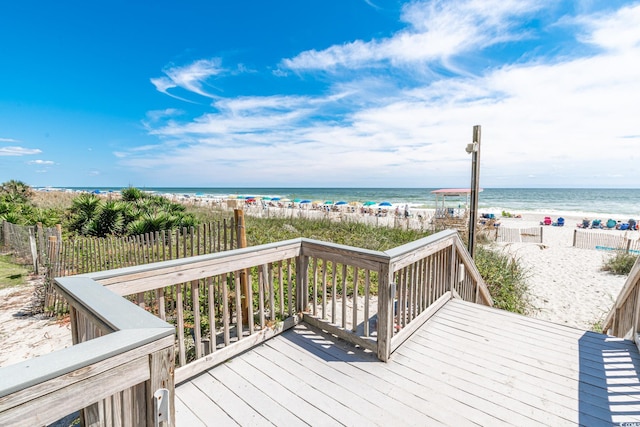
<box><xmin>378</xmin><ymin>201</ymin><xmax>392</xmax><ymax>207</ymax></box>
<box><xmin>293</xmin><ymin>198</ymin><xmax>301</xmax><ymax>203</ymax></box>
<box><xmin>363</xmin><ymin>201</ymin><xmax>377</xmax><ymax>206</ymax></box>
<box><xmin>300</xmin><ymin>199</ymin><xmax>311</xmax><ymax>203</ymax></box>
<box><xmin>271</xmin><ymin>197</ymin><xmax>281</xmax><ymax>201</ymax></box>
<box><xmin>324</xmin><ymin>200</ymin><xmax>334</xmax><ymax>205</ymax></box>
<box><xmin>335</xmin><ymin>201</ymin><xmax>347</xmax><ymax>205</ymax></box>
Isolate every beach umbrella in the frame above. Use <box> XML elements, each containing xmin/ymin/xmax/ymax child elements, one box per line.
<box><xmin>335</xmin><ymin>201</ymin><xmax>347</xmax><ymax>205</ymax></box>
<box><xmin>262</xmin><ymin>197</ymin><xmax>272</xmax><ymax>201</ymax></box>
<box><xmin>300</xmin><ymin>199</ymin><xmax>311</xmax><ymax>204</ymax></box>
<box><xmin>293</xmin><ymin>198</ymin><xmax>301</xmax><ymax>203</ymax></box>
<box><xmin>271</xmin><ymin>197</ymin><xmax>281</xmax><ymax>201</ymax></box>
<box><xmin>324</xmin><ymin>201</ymin><xmax>334</xmax><ymax>205</ymax></box>
<box><xmin>363</xmin><ymin>201</ymin><xmax>377</xmax><ymax>206</ymax></box>
<box><xmin>378</xmin><ymin>201</ymin><xmax>392</xmax><ymax>207</ymax></box>
<box><xmin>281</xmin><ymin>198</ymin><xmax>291</xmax><ymax>202</ymax></box>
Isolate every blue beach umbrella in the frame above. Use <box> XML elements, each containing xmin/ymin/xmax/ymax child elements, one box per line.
<box><xmin>271</xmin><ymin>197</ymin><xmax>281</xmax><ymax>201</ymax></box>
<box><xmin>300</xmin><ymin>199</ymin><xmax>311</xmax><ymax>204</ymax></box>
<box><xmin>335</xmin><ymin>201</ymin><xmax>347</xmax><ymax>205</ymax></box>
<box><xmin>378</xmin><ymin>201</ymin><xmax>392</xmax><ymax>207</ymax></box>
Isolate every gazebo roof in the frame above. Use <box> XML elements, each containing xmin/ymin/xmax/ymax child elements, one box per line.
<box><xmin>431</xmin><ymin>188</ymin><xmax>483</xmax><ymax>196</ymax></box>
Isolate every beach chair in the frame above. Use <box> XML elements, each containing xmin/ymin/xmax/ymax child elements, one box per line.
<box><xmin>606</xmin><ymin>219</ymin><xmax>617</xmax><ymax>229</ymax></box>
<box><xmin>541</xmin><ymin>216</ymin><xmax>552</xmax><ymax>226</ymax></box>
<box><xmin>555</xmin><ymin>217</ymin><xmax>565</xmax><ymax>227</ymax></box>
<box><xmin>590</xmin><ymin>219</ymin><xmax>602</xmax><ymax>229</ymax></box>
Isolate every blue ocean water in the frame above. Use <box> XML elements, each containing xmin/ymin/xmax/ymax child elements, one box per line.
<box><xmin>53</xmin><ymin>187</ymin><xmax>640</xmax><ymax>218</ymax></box>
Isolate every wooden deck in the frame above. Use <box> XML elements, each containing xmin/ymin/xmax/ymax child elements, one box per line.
<box><xmin>176</xmin><ymin>298</ymin><xmax>640</xmax><ymax>426</ymax></box>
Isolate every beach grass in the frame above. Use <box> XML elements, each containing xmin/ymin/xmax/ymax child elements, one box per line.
<box><xmin>602</xmin><ymin>251</ymin><xmax>639</xmax><ymax>275</ymax></box>
<box><xmin>473</xmin><ymin>246</ymin><xmax>530</xmax><ymax>314</ymax></box>
<box><xmin>0</xmin><ymin>254</ymin><xmax>30</xmax><ymax>290</ymax></box>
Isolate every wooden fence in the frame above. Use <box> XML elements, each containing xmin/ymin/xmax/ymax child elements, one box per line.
<box><xmin>1</xmin><ymin>221</ymin><xmax>61</xmax><ymax>273</ymax></box>
<box><xmin>43</xmin><ymin>219</ymin><xmax>237</xmax><ymax>315</ymax></box>
<box><xmin>481</xmin><ymin>226</ymin><xmax>543</xmax><ymax>244</ymax></box>
<box><xmin>573</xmin><ymin>229</ymin><xmax>640</xmax><ymax>253</ymax></box>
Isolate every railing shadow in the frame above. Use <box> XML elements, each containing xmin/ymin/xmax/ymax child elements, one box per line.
<box><xmin>281</xmin><ymin>324</ymin><xmax>379</xmax><ymax>363</ymax></box>
<box><xmin>579</xmin><ymin>331</ymin><xmax>640</xmax><ymax>426</ymax></box>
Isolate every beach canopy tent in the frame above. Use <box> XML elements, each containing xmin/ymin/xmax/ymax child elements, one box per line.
<box><xmin>431</xmin><ymin>188</ymin><xmax>483</xmax><ymax>218</ymax></box>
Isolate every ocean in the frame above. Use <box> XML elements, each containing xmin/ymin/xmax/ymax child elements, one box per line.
<box><xmin>51</xmin><ymin>187</ymin><xmax>640</xmax><ymax>219</ymax></box>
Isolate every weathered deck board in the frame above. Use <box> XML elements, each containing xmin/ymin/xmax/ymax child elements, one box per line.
<box><xmin>177</xmin><ymin>298</ymin><xmax>640</xmax><ymax>426</ymax></box>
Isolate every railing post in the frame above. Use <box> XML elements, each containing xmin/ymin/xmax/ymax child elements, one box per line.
<box><xmin>296</xmin><ymin>254</ymin><xmax>309</xmax><ymax>312</ymax></box>
<box><xmin>377</xmin><ymin>263</ymin><xmax>394</xmax><ymax>362</ymax></box>
<box><xmin>449</xmin><ymin>244</ymin><xmax>456</xmax><ymax>294</ymax></box>
<box><xmin>147</xmin><ymin>346</ymin><xmax>176</xmax><ymax>427</ymax></box>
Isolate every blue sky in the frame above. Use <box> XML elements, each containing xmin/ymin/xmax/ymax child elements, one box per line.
<box><xmin>1</xmin><ymin>0</ymin><xmax>639</xmax><ymax>189</ymax></box>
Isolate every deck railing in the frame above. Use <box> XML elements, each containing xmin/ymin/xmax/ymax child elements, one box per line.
<box><xmin>602</xmin><ymin>257</ymin><xmax>640</xmax><ymax>343</ymax></box>
<box><xmin>0</xmin><ymin>230</ymin><xmax>492</xmax><ymax>426</ymax></box>
<box><xmin>0</xmin><ymin>276</ymin><xmax>175</xmax><ymax>426</ymax></box>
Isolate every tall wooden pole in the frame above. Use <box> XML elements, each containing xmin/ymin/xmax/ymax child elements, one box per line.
<box><xmin>234</xmin><ymin>209</ymin><xmax>250</xmax><ymax>326</ymax></box>
<box><xmin>468</xmin><ymin>125</ymin><xmax>481</xmax><ymax>258</ymax></box>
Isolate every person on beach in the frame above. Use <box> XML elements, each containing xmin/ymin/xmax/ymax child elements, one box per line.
<box><xmin>404</xmin><ymin>204</ymin><xmax>410</xmax><ymax>218</ymax></box>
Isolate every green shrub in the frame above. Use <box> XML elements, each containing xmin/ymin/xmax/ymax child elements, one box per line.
<box><xmin>474</xmin><ymin>246</ymin><xmax>530</xmax><ymax>314</ymax></box>
<box><xmin>602</xmin><ymin>251</ymin><xmax>638</xmax><ymax>275</ymax></box>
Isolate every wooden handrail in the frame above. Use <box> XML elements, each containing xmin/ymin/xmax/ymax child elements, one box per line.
<box><xmin>602</xmin><ymin>257</ymin><xmax>640</xmax><ymax>339</ymax></box>
<box><xmin>0</xmin><ymin>277</ymin><xmax>175</xmax><ymax>426</ymax></box>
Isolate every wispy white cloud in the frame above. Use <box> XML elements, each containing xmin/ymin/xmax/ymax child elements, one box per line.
<box><xmin>27</xmin><ymin>159</ymin><xmax>54</xmax><ymax>165</ymax></box>
<box><xmin>576</xmin><ymin>3</ymin><xmax>640</xmax><ymax>51</ymax></box>
<box><xmin>0</xmin><ymin>137</ymin><xmax>20</xmax><ymax>143</ymax></box>
<box><xmin>132</xmin><ymin>1</ymin><xmax>640</xmax><ymax>187</ymax></box>
<box><xmin>0</xmin><ymin>146</ymin><xmax>42</xmax><ymax>156</ymax></box>
<box><xmin>151</xmin><ymin>58</ymin><xmax>224</xmax><ymax>101</ymax></box>
<box><xmin>281</xmin><ymin>0</ymin><xmax>545</xmax><ymax>72</ymax></box>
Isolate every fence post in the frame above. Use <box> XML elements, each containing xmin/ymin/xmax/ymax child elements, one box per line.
<box><xmin>573</xmin><ymin>229</ymin><xmax>577</xmax><ymax>247</ymax></box>
<box><xmin>47</xmin><ymin>236</ymin><xmax>58</xmax><ymax>280</ymax></box>
<box><xmin>234</xmin><ymin>209</ymin><xmax>250</xmax><ymax>325</ymax></box>
<box><xmin>28</xmin><ymin>228</ymin><xmax>38</xmax><ymax>273</ymax></box>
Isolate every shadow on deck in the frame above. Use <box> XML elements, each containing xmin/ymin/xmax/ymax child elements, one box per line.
<box><xmin>176</xmin><ymin>298</ymin><xmax>640</xmax><ymax>426</ymax></box>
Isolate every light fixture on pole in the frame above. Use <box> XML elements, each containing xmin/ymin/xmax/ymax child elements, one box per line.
<box><xmin>467</xmin><ymin>125</ymin><xmax>481</xmax><ymax>258</ymax></box>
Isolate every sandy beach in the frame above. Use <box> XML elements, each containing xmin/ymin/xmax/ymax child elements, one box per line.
<box><xmin>0</xmin><ymin>205</ymin><xmax>635</xmax><ymax>368</ymax></box>
<box><xmin>494</xmin><ymin>213</ymin><xmax>631</xmax><ymax>330</ymax></box>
